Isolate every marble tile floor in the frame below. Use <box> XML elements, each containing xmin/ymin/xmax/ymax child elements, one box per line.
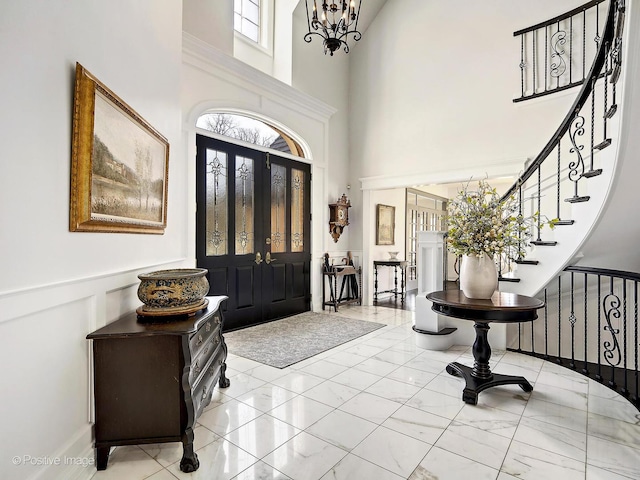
<box><xmin>92</xmin><ymin>305</ymin><xmax>640</xmax><ymax>480</ymax></box>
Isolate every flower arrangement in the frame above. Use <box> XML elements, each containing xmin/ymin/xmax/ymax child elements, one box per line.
<box><xmin>446</xmin><ymin>180</ymin><xmax>550</xmax><ymax>261</ymax></box>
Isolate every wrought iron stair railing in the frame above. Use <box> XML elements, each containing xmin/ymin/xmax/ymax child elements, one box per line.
<box><xmin>514</xmin><ymin>0</ymin><xmax>608</xmax><ymax>102</ymax></box>
<box><xmin>498</xmin><ymin>0</ymin><xmax>635</xmax><ymax>409</ymax></box>
<box><xmin>498</xmin><ymin>0</ymin><xmax>625</xmax><ymax>280</ymax></box>
<box><xmin>510</xmin><ymin>266</ymin><xmax>640</xmax><ymax>409</ymax></box>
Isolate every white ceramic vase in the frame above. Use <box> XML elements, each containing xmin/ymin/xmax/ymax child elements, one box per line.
<box><xmin>460</xmin><ymin>253</ymin><xmax>498</xmax><ymax>299</ymax></box>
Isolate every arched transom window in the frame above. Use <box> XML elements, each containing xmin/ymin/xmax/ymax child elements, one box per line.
<box><xmin>196</xmin><ymin>113</ymin><xmax>304</xmax><ymax>157</ymax></box>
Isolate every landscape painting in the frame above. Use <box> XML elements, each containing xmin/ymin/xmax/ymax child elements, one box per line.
<box><xmin>70</xmin><ymin>63</ymin><xmax>169</xmax><ymax>234</ymax></box>
<box><xmin>376</xmin><ymin>204</ymin><xmax>395</xmax><ymax>245</ymax></box>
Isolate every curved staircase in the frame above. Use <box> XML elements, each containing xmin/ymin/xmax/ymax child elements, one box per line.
<box><xmin>414</xmin><ymin>0</ymin><xmax>631</xmax><ymax>354</ymax></box>
<box><xmin>493</xmin><ymin>0</ymin><xmax>640</xmax><ymax>408</ymax></box>
<box><xmin>497</xmin><ymin>0</ymin><xmax>627</xmax><ymax>297</ymax></box>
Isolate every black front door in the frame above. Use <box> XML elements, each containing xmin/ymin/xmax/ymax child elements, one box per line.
<box><xmin>195</xmin><ymin>135</ymin><xmax>311</xmax><ymax>331</ymax></box>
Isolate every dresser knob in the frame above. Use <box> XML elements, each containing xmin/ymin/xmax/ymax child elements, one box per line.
<box><xmin>195</xmin><ymin>335</ymin><xmax>203</xmax><ymax>347</ymax></box>
<box><xmin>194</xmin><ymin>362</ymin><xmax>201</xmax><ymax>374</ymax></box>
<box><xmin>205</xmin><ymin>322</ymin><xmax>211</xmax><ymax>332</ymax></box>
<box><xmin>201</xmin><ymin>386</ymin><xmax>207</xmax><ymax>400</ymax></box>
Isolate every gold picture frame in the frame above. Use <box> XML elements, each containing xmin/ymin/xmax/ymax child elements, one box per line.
<box><xmin>70</xmin><ymin>63</ymin><xmax>169</xmax><ymax>234</ymax></box>
<box><xmin>376</xmin><ymin>204</ymin><xmax>395</xmax><ymax>245</ymax></box>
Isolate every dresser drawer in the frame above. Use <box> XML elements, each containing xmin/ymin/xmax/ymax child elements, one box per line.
<box><xmin>189</xmin><ymin>311</ymin><xmax>221</xmax><ymax>358</ymax></box>
<box><xmin>188</xmin><ymin>331</ymin><xmax>221</xmax><ymax>386</ymax></box>
<box><xmin>192</xmin><ymin>347</ymin><xmax>223</xmax><ymax>418</ymax></box>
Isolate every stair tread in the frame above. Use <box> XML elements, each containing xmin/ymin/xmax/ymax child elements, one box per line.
<box><xmin>565</xmin><ymin>196</ymin><xmax>590</xmax><ymax>203</ymax></box>
<box><xmin>531</xmin><ymin>240</ymin><xmax>558</xmax><ymax>246</ymax></box>
<box><xmin>582</xmin><ymin>169</ymin><xmax>602</xmax><ymax>178</ymax></box>
<box><xmin>594</xmin><ymin>138</ymin><xmax>612</xmax><ymax>150</ymax></box>
<box><xmin>412</xmin><ymin>326</ymin><xmax>457</xmax><ymax>336</ymax></box>
<box><xmin>498</xmin><ymin>276</ymin><xmax>521</xmax><ymax>283</ymax></box>
<box><xmin>554</xmin><ymin>220</ymin><xmax>575</xmax><ymax>226</ymax></box>
<box><xmin>515</xmin><ymin>259</ymin><xmax>540</xmax><ymax>265</ymax></box>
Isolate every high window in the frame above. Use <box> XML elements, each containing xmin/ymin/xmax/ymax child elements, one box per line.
<box><xmin>234</xmin><ymin>0</ymin><xmax>260</xmax><ymax>43</ymax></box>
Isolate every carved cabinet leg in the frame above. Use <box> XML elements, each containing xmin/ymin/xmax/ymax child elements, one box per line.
<box><xmin>218</xmin><ymin>361</ymin><xmax>231</xmax><ymax>388</ymax></box>
<box><xmin>218</xmin><ymin>337</ymin><xmax>231</xmax><ymax>389</ymax></box>
<box><xmin>180</xmin><ymin>428</ymin><xmax>200</xmax><ymax>473</ymax></box>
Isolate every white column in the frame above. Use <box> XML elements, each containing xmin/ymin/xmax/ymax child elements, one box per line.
<box><xmin>414</xmin><ymin>231</ymin><xmax>456</xmax><ymax>350</ymax></box>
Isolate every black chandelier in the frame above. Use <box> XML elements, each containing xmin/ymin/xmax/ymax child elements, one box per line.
<box><xmin>304</xmin><ymin>1</ymin><xmax>363</xmax><ymax>56</ymax></box>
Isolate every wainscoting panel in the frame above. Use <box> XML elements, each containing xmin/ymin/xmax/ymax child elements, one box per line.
<box><xmin>0</xmin><ymin>259</ymin><xmax>189</xmax><ymax>480</ymax></box>
<box><xmin>0</xmin><ymin>296</ymin><xmax>94</xmax><ymax>480</ymax></box>
<box><xmin>106</xmin><ymin>283</ymin><xmax>140</xmax><ymax>324</ymax></box>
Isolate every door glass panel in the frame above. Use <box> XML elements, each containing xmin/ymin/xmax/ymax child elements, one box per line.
<box><xmin>291</xmin><ymin>168</ymin><xmax>304</xmax><ymax>252</ymax></box>
<box><xmin>235</xmin><ymin>156</ymin><xmax>254</xmax><ymax>254</ymax></box>
<box><xmin>270</xmin><ymin>164</ymin><xmax>287</xmax><ymax>253</ymax></box>
<box><xmin>205</xmin><ymin>149</ymin><xmax>228</xmax><ymax>256</ymax></box>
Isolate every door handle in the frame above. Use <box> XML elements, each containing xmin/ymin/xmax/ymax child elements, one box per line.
<box><xmin>255</xmin><ymin>252</ymin><xmax>263</xmax><ymax>264</ymax></box>
<box><xmin>266</xmin><ymin>252</ymin><xmax>277</xmax><ymax>264</ymax></box>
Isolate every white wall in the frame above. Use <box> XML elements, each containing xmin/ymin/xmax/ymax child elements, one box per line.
<box><xmin>183</xmin><ymin>0</ymin><xmax>234</xmax><ymax>55</ymax></box>
<box><xmin>368</xmin><ymin>188</ymin><xmax>406</xmax><ymax>301</ymax></box>
<box><xmin>291</xmin><ymin>2</ymin><xmax>355</xmax><ymax>255</ymax></box>
<box><xmin>350</xmin><ymin>0</ymin><xmax>611</xmax><ymax>302</ymax></box>
<box><xmin>350</xmin><ymin>0</ymin><xmax>583</xmax><ymax>185</ymax></box>
<box><xmin>0</xmin><ymin>2</ymin><xmax>185</xmax><ymax>479</ymax></box>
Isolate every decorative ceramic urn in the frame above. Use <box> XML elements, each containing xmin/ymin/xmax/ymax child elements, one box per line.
<box><xmin>137</xmin><ymin>268</ymin><xmax>210</xmax><ymax>316</ymax></box>
<box><xmin>459</xmin><ymin>253</ymin><xmax>498</xmax><ymax>299</ymax></box>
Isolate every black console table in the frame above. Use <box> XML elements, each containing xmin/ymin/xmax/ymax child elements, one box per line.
<box><xmin>426</xmin><ymin>290</ymin><xmax>544</xmax><ymax>405</ymax></box>
<box><xmin>87</xmin><ymin>296</ymin><xmax>230</xmax><ymax>472</ymax></box>
<box><xmin>373</xmin><ymin>260</ymin><xmax>407</xmax><ymax>305</ymax></box>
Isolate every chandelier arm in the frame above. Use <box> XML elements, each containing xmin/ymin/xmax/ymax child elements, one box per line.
<box><xmin>336</xmin><ymin>29</ymin><xmax>362</xmax><ymax>42</ymax></box>
<box><xmin>310</xmin><ymin>18</ymin><xmax>332</xmax><ymax>37</ymax></box>
<box><xmin>354</xmin><ymin>0</ymin><xmax>362</xmax><ymax>33</ymax></box>
<box><xmin>303</xmin><ymin>31</ymin><xmax>327</xmax><ymax>44</ymax></box>
<box><xmin>305</xmin><ymin>0</ymin><xmax>312</xmax><ymax>32</ymax></box>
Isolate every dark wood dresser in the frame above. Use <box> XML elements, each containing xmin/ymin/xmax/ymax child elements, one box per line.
<box><xmin>87</xmin><ymin>296</ymin><xmax>230</xmax><ymax>472</ymax></box>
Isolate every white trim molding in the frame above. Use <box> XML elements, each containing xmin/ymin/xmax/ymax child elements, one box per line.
<box><xmin>183</xmin><ymin>32</ymin><xmax>337</xmax><ymax>122</ymax></box>
<box><xmin>359</xmin><ymin>159</ymin><xmax>526</xmax><ymax>192</ymax></box>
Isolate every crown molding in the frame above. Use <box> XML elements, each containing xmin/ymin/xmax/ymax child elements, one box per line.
<box><xmin>182</xmin><ymin>32</ymin><xmax>337</xmax><ymax>122</ymax></box>
<box><xmin>359</xmin><ymin>159</ymin><xmax>526</xmax><ymax>191</ymax></box>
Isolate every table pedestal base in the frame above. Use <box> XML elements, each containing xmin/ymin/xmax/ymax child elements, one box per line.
<box><xmin>445</xmin><ymin>362</ymin><xmax>533</xmax><ymax>405</ymax></box>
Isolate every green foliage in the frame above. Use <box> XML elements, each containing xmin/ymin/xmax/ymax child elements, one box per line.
<box><xmin>446</xmin><ymin>180</ymin><xmax>555</xmax><ymax>261</ymax></box>
<box><xmin>92</xmin><ymin>135</ymin><xmax>139</xmax><ymax>186</ymax></box>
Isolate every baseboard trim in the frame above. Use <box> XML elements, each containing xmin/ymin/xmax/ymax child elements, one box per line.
<box><xmin>30</xmin><ymin>425</ymin><xmax>95</xmax><ymax>480</ymax></box>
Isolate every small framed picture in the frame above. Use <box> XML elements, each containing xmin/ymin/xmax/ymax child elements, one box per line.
<box><xmin>376</xmin><ymin>204</ymin><xmax>395</xmax><ymax>245</ymax></box>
